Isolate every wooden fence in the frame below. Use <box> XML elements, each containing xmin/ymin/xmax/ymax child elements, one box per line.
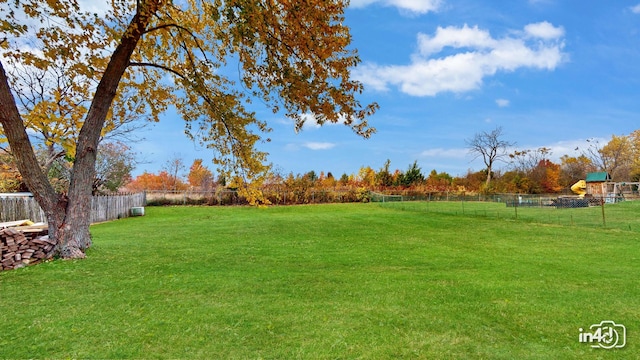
<box><xmin>0</xmin><ymin>193</ymin><xmax>146</xmax><ymax>224</ymax></box>
<box><xmin>91</xmin><ymin>193</ymin><xmax>146</xmax><ymax>223</ymax></box>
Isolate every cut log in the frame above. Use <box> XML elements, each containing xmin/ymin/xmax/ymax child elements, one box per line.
<box><xmin>40</xmin><ymin>236</ymin><xmax>56</xmax><ymax>244</ymax></box>
<box><xmin>0</xmin><ymin>225</ymin><xmax>52</xmax><ymax>271</ymax></box>
<box><xmin>3</xmin><ymin>228</ymin><xmax>19</xmax><ymax>236</ymax></box>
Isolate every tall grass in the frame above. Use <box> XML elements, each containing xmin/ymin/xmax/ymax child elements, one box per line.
<box><xmin>1</xmin><ymin>203</ymin><xmax>639</xmax><ymax>359</ymax></box>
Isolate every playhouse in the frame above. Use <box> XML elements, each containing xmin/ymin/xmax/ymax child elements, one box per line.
<box><xmin>570</xmin><ymin>172</ymin><xmax>640</xmax><ymax>203</ymax></box>
<box><xmin>585</xmin><ymin>172</ymin><xmax>611</xmax><ymax>198</ymax></box>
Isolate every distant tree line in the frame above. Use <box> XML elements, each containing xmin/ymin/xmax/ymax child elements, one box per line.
<box><xmin>3</xmin><ymin>129</ymin><xmax>640</xmax><ymax>199</ymax></box>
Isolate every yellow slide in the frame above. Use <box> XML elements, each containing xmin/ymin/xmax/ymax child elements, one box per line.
<box><xmin>571</xmin><ymin>180</ymin><xmax>587</xmax><ymax>198</ymax></box>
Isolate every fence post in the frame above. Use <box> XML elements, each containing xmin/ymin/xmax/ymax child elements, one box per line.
<box><xmin>601</xmin><ymin>196</ymin><xmax>606</xmax><ymax>227</ymax></box>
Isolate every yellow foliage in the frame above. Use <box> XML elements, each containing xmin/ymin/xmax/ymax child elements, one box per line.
<box><xmin>1</xmin><ymin>0</ymin><xmax>378</xmax><ymax>206</ymax></box>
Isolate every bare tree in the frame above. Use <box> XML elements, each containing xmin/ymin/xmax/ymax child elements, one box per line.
<box><xmin>163</xmin><ymin>155</ymin><xmax>186</xmax><ymax>191</ymax></box>
<box><xmin>508</xmin><ymin>147</ymin><xmax>552</xmax><ymax>174</ymax></box>
<box><xmin>93</xmin><ymin>142</ymin><xmax>137</xmax><ymax>194</ymax></box>
<box><xmin>466</xmin><ymin>126</ymin><xmax>515</xmax><ymax>188</ymax></box>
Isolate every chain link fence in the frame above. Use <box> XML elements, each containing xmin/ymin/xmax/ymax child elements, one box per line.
<box><xmin>376</xmin><ymin>193</ymin><xmax>640</xmax><ymax>233</ymax></box>
<box><xmin>143</xmin><ymin>189</ymin><xmax>640</xmax><ymax>232</ymax></box>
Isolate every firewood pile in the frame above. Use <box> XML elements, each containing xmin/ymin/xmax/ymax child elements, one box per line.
<box><xmin>0</xmin><ymin>220</ymin><xmax>53</xmax><ymax>271</ymax></box>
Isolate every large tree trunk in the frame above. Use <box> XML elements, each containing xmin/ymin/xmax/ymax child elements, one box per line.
<box><xmin>45</xmin><ymin>201</ymin><xmax>92</xmax><ymax>259</ymax></box>
<box><xmin>0</xmin><ymin>63</ymin><xmax>92</xmax><ymax>259</ymax></box>
<box><xmin>54</xmin><ymin>217</ymin><xmax>92</xmax><ymax>259</ymax></box>
<box><xmin>0</xmin><ymin>2</ymin><xmax>158</xmax><ymax>259</ymax></box>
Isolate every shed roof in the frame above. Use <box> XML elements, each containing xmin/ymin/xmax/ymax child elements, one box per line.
<box><xmin>586</xmin><ymin>172</ymin><xmax>611</xmax><ymax>182</ymax></box>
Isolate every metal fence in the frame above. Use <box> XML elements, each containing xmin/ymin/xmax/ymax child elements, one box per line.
<box><xmin>0</xmin><ymin>193</ymin><xmax>146</xmax><ymax>224</ymax></box>
<box><xmin>376</xmin><ymin>193</ymin><xmax>640</xmax><ymax>232</ymax></box>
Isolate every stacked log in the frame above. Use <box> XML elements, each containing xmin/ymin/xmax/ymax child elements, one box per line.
<box><xmin>0</xmin><ymin>226</ymin><xmax>54</xmax><ymax>271</ymax></box>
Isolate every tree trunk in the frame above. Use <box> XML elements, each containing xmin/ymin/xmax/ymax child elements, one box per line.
<box><xmin>45</xmin><ymin>199</ymin><xmax>92</xmax><ymax>259</ymax></box>
<box><xmin>0</xmin><ymin>2</ymin><xmax>158</xmax><ymax>259</ymax></box>
<box><xmin>53</xmin><ymin>216</ymin><xmax>92</xmax><ymax>259</ymax></box>
<box><xmin>484</xmin><ymin>155</ymin><xmax>493</xmax><ymax>188</ymax></box>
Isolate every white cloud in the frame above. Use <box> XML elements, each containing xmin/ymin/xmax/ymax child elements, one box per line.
<box><xmin>417</xmin><ymin>24</ymin><xmax>496</xmax><ymax>56</ymax></box>
<box><xmin>524</xmin><ymin>21</ymin><xmax>565</xmax><ymax>39</ymax></box>
<box><xmin>297</xmin><ymin>113</ymin><xmax>323</xmax><ymax>130</ymax></box>
<box><xmin>496</xmin><ymin>99</ymin><xmax>510</xmax><ymax>107</ymax></box>
<box><xmin>552</xmin><ymin>138</ymin><xmax>605</xmax><ymax>154</ymax></box>
<box><xmin>513</xmin><ymin>138</ymin><xmax>608</xmax><ymax>164</ymax></box>
<box><xmin>419</xmin><ymin>148</ymin><xmax>468</xmax><ymax>159</ymax></box>
<box><xmin>349</xmin><ymin>0</ymin><xmax>443</xmax><ymax>14</ymax></box>
<box><xmin>304</xmin><ymin>142</ymin><xmax>337</xmax><ymax>150</ymax></box>
<box><xmin>281</xmin><ymin>113</ymin><xmax>350</xmax><ymax>132</ymax></box>
<box><xmin>78</xmin><ymin>1</ymin><xmax>111</xmax><ymax>16</ymax></box>
<box><xmin>543</xmin><ymin>140</ymin><xmax>586</xmax><ymax>158</ymax></box>
<box><xmin>631</xmin><ymin>4</ymin><xmax>640</xmax><ymax>14</ymax></box>
<box><xmin>354</xmin><ymin>22</ymin><xmax>567</xmax><ymax>97</ymax></box>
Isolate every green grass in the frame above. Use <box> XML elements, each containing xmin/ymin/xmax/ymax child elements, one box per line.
<box><xmin>380</xmin><ymin>199</ymin><xmax>640</xmax><ymax>231</ymax></box>
<box><xmin>1</xmin><ymin>202</ymin><xmax>640</xmax><ymax>359</ymax></box>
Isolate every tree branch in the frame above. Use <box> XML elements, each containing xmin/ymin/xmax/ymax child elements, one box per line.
<box><xmin>128</xmin><ymin>61</ymin><xmax>187</xmax><ymax>80</ymax></box>
<box><xmin>0</xmin><ymin>61</ymin><xmax>59</xmax><ymax>210</ymax></box>
<box><xmin>143</xmin><ymin>22</ymin><xmax>212</xmax><ymax>65</ymax></box>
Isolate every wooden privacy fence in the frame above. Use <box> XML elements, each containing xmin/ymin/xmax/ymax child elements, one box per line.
<box><xmin>0</xmin><ymin>193</ymin><xmax>146</xmax><ymax>224</ymax></box>
<box><xmin>91</xmin><ymin>193</ymin><xmax>146</xmax><ymax>223</ymax></box>
<box><xmin>0</xmin><ymin>197</ymin><xmax>45</xmax><ymax>223</ymax></box>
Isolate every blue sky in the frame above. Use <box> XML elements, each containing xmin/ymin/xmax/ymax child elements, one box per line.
<box><xmin>132</xmin><ymin>1</ymin><xmax>640</xmax><ymax>178</ymax></box>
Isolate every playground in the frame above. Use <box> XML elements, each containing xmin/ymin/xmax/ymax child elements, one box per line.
<box><xmin>566</xmin><ymin>172</ymin><xmax>640</xmax><ymax>206</ymax></box>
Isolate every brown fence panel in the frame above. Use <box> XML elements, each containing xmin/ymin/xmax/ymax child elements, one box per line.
<box><xmin>0</xmin><ymin>193</ymin><xmax>146</xmax><ymax>224</ymax></box>
<box><xmin>0</xmin><ymin>197</ymin><xmax>47</xmax><ymax>223</ymax></box>
<box><xmin>91</xmin><ymin>193</ymin><xmax>146</xmax><ymax>223</ymax></box>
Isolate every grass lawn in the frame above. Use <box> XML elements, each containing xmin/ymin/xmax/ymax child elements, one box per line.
<box><xmin>379</xmin><ymin>198</ymin><xmax>640</xmax><ymax>231</ymax></box>
<box><xmin>1</xmin><ymin>202</ymin><xmax>639</xmax><ymax>359</ymax></box>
